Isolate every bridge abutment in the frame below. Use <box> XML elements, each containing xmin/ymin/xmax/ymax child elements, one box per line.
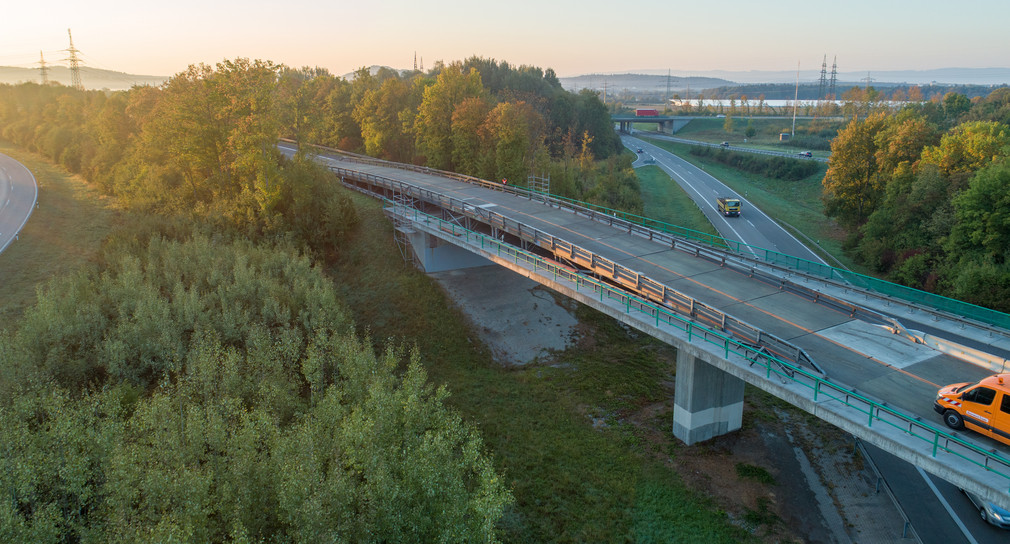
<box><xmin>404</xmin><ymin>229</ymin><xmax>491</xmax><ymax>272</ymax></box>
<box><xmin>672</xmin><ymin>350</ymin><xmax>744</xmax><ymax>445</ymax></box>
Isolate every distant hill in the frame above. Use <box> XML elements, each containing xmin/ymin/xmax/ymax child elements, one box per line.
<box><xmin>569</xmin><ymin>68</ymin><xmax>1010</xmax><ymax>87</ymax></box>
<box><xmin>0</xmin><ymin>65</ymin><xmax>168</xmax><ymax>91</ymax></box>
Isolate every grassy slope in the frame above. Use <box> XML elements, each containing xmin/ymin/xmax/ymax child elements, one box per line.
<box><xmin>0</xmin><ymin>143</ymin><xmax>117</xmax><ymax>328</ymax></box>
<box><xmin>636</xmin><ymin>165</ymin><xmax>718</xmax><ymax>237</ymax></box>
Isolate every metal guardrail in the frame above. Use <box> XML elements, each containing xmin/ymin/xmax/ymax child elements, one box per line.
<box><xmin>384</xmin><ymin>201</ymin><xmax>1010</xmax><ymax>494</ymax></box>
<box><xmin>330</xmin><ymin>164</ymin><xmax>821</xmax><ymax>375</ymax></box>
<box><xmin>286</xmin><ymin>139</ymin><xmax>1010</xmax><ymax>332</ymax></box>
<box><xmin>657</xmin><ymin>135</ymin><xmax>829</xmax><ymax>163</ymax></box>
<box><xmin>286</xmin><ymin>139</ymin><xmax>1010</xmax><ymax>501</ymax></box>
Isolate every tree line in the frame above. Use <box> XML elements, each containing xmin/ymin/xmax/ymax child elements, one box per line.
<box><xmin>821</xmin><ymin>88</ymin><xmax>1010</xmax><ymax>310</ymax></box>
<box><xmin>689</xmin><ymin>146</ymin><xmax>822</xmax><ymax>181</ymax></box>
<box><xmin>0</xmin><ymin>55</ymin><xmax>640</xmax><ymax>541</ymax></box>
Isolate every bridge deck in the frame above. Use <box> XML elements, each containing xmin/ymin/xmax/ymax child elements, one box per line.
<box><xmin>318</xmin><ymin>152</ymin><xmax>1007</xmax><ymax>463</ymax></box>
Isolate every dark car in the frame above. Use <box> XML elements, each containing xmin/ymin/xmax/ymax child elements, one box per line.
<box><xmin>798</xmin><ymin>151</ymin><xmax>812</xmax><ymax>158</ymax></box>
<box><xmin>636</xmin><ymin>148</ymin><xmax>643</xmax><ymax>153</ymax></box>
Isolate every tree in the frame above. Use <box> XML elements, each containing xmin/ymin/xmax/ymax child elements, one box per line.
<box><xmin>822</xmin><ymin>112</ymin><xmax>889</xmax><ymax>228</ymax></box>
<box><xmin>947</xmin><ymin>161</ymin><xmax>1010</xmax><ymax>263</ymax></box>
<box><xmin>354</xmin><ymin>76</ymin><xmax>415</xmax><ymax>162</ymax></box>
<box><xmin>942</xmin><ymin>91</ymin><xmax>971</xmax><ymax>121</ymax></box>
<box><xmin>451</xmin><ymin>96</ymin><xmax>493</xmax><ymax>178</ymax></box>
<box><xmin>415</xmin><ymin>63</ymin><xmax>485</xmax><ymax>170</ymax></box>
<box><xmin>919</xmin><ymin>120</ymin><xmax>1010</xmax><ymax>182</ymax></box>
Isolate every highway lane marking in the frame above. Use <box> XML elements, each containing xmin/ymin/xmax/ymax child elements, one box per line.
<box><xmin>918</xmin><ymin>467</ymin><xmax>978</xmax><ymax>544</ymax></box>
<box><xmin>661</xmin><ymin>162</ymin><xmax>757</xmax><ymax>257</ymax></box>
<box><xmin>636</xmin><ymin>135</ymin><xmax>826</xmax><ymax>266</ymax></box>
<box><xmin>329</xmin><ymin>158</ymin><xmax>947</xmax><ymax>393</ymax></box>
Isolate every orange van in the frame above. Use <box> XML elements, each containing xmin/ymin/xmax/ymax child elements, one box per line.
<box><xmin>934</xmin><ymin>374</ymin><xmax>1010</xmax><ymax>446</ymax></box>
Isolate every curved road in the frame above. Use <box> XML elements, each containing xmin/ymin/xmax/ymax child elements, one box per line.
<box><xmin>0</xmin><ymin>152</ymin><xmax>38</xmax><ymax>254</ymax></box>
<box><xmin>623</xmin><ymin>134</ymin><xmax>1007</xmax><ymax>543</ymax></box>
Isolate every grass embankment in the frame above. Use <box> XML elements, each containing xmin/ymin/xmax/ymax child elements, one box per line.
<box><xmin>636</xmin><ymin>165</ymin><xmax>719</xmax><ymax>237</ymax></box>
<box><xmin>641</xmin><ymin>137</ymin><xmax>861</xmax><ymax>271</ymax></box>
<box><xmin>330</xmin><ymin>193</ymin><xmax>757</xmax><ymax>542</ymax></box>
<box><xmin>0</xmin><ymin>143</ymin><xmax>117</xmax><ymax>327</ymax></box>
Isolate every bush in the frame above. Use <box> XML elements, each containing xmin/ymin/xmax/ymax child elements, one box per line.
<box><xmin>690</xmin><ymin>147</ymin><xmax>820</xmax><ymax>181</ymax></box>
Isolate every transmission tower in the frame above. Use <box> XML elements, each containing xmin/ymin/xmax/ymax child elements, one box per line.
<box><xmin>863</xmin><ymin>72</ymin><xmax>875</xmax><ymax>91</ymax></box>
<box><xmin>38</xmin><ymin>50</ymin><xmax>50</xmax><ymax>85</ymax></box>
<box><xmin>817</xmin><ymin>55</ymin><xmax>827</xmax><ymax>99</ymax></box>
<box><xmin>828</xmin><ymin>56</ymin><xmax>837</xmax><ymax>98</ymax></box>
<box><xmin>65</xmin><ymin>28</ymin><xmax>84</xmax><ymax>91</ymax></box>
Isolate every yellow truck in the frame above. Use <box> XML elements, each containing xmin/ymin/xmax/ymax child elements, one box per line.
<box><xmin>717</xmin><ymin>197</ymin><xmax>741</xmax><ymax>217</ymax></box>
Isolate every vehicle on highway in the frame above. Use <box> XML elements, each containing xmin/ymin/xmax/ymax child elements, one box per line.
<box><xmin>934</xmin><ymin>373</ymin><xmax>1010</xmax><ymax>446</ymax></box>
<box><xmin>961</xmin><ymin>489</ymin><xmax>1010</xmax><ymax>529</ymax></box>
<box><xmin>720</xmin><ymin>141</ymin><xmax>730</xmax><ymax>147</ymax></box>
<box><xmin>717</xmin><ymin>197</ymin><xmax>741</xmax><ymax>217</ymax></box>
<box><xmin>797</xmin><ymin>151</ymin><xmax>812</xmax><ymax>158</ymax></box>
<box><xmin>636</xmin><ymin>148</ymin><xmax>644</xmax><ymax>153</ymax></box>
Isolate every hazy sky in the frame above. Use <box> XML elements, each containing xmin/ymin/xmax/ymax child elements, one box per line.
<box><xmin>2</xmin><ymin>0</ymin><xmax>1007</xmax><ymax>78</ymax></box>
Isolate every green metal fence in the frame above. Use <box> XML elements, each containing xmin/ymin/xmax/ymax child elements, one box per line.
<box><xmin>290</xmin><ymin>140</ymin><xmax>1010</xmax><ymax>330</ymax></box>
<box><xmin>387</xmin><ymin>201</ymin><xmax>1010</xmax><ymax>492</ymax></box>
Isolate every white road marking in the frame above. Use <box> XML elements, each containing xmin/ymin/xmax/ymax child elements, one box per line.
<box><xmin>917</xmin><ymin>467</ymin><xmax>978</xmax><ymax>544</ymax></box>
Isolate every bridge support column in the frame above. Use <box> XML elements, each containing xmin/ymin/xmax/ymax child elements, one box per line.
<box><xmin>404</xmin><ymin>229</ymin><xmax>491</xmax><ymax>273</ymax></box>
<box><xmin>672</xmin><ymin>350</ymin><xmax>744</xmax><ymax>445</ymax></box>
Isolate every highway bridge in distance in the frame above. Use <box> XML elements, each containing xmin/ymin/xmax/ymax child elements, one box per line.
<box><xmin>281</xmin><ymin>141</ymin><xmax>1010</xmax><ymax>509</ymax></box>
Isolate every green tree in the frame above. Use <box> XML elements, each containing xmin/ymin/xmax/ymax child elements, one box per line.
<box><xmin>919</xmin><ymin>120</ymin><xmax>1010</xmax><ymax>183</ymax></box>
<box><xmin>822</xmin><ymin>112</ymin><xmax>889</xmax><ymax>228</ymax></box>
<box><xmin>946</xmin><ymin>161</ymin><xmax>1010</xmax><ymax>263</ymax></box>
<box><xmin>415</xmin><ymin>63</ymin><xmax>485</xmax><ymax>170</ymax></box>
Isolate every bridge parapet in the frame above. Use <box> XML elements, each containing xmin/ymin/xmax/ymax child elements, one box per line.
<box><xmin>384</xmin><ymin>201</ymin><xmax>1010</xmax><ymax>506</ymax></box>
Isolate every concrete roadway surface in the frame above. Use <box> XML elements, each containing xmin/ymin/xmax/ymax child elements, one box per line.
<box><xmin>0</xmin><ymin>152</ymin><xmax>38</xmax><ymax>255</ymax></box>
<box><xmin>623</xmin><ymin>134</ymin><xmax>1010</xmax><ymax>542</ymax></box>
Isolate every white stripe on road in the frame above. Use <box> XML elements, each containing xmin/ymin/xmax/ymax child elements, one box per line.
<box><xmin>916</xmin><ymin>466</ymin><xmax>978</xmax><ymax>544</ymax></box>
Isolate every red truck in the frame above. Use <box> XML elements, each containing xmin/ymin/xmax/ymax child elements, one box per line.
<box><xmin>635</xmin><ymin>109</ymin><xmax>659</xmax><ymax>116</ymax></box>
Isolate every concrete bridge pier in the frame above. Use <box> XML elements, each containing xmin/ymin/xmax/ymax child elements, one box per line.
<box><xmin>672</xmin><ymin>349</ymin><xmax>744</xmax><ymax>445</ymax></box>
<box><xmin>403</xmin><ymin>228</ymin><xmax>491</xmax><ymax>273</ymax></box>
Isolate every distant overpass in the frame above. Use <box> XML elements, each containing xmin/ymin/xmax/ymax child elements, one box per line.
<box><xmin>611</xmin><ymin>114</ymin><xmax>692</xmax><ymax>133</ymax></box>
<box><xmin>281</xmin><ymin>141</ymin><xmax>1010</xmax><ymax>510</ymax></box>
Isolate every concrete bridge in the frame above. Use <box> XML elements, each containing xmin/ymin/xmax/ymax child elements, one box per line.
<box><xmin>281</xmin><ymin>142</ymin><xmax>1010</xmax><ymax>508</ymax></box>
<box><xmin>611</xmin><ymin>114</ymin><xmax>692</xmax><ymax>134</ymax></box>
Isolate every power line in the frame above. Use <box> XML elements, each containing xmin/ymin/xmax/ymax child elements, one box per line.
<box><xmin>818</xmin><ymin>55</ymin><xmax>827</xmax><ymax>99</ymax></box>
<box><xmin>65</xmin><ymin>28</ymin><xmax>84</xmax><ymax>91</ymax></box>
<box><xmin>38</xmin><ymin>50</ymin><xmax>50</xmax><ymax>85</ymax></box>
<box><xmin>828</xmin><ymin>56</ymin><xmax>838</xmax><ymax>98</ymax></box>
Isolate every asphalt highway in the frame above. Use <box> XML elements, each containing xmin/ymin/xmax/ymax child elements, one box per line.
<box><xmin>0</xmin><ymin>152</ymin><xmax>37</xmax><ymax>255</ymax></box>
<box><xmin>623</xmin><ymin>133</ymin><xmax>1008</xmax><ymax>542</ymax></box>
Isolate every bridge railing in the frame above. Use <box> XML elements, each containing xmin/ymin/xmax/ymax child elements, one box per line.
<box><xmin>388</xmin><ymin>201</ymin><xmax>1010</xmax><ymax>496</ymax></box>
<box><xmin>286</xmin><ymin>140</ymin><xmax>1010</xmax><ymax>330</ymax></box>
<box><xmin>332</xmin><ymin>165</ymin><xmax>821</xmax><ymax>375</ymax></box>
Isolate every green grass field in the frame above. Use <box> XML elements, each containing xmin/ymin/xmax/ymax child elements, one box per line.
<box><xmin>0</xmin><ymin>143</ymin><xmax>117</xmax><ymax>328</ymax></box>
<box><xmin>636</xmin><ymin>165</ymin><xmax>719</xmax><ymax>237</ymax></box>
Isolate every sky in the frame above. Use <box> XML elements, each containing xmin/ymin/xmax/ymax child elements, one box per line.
<box><xmin>2</xmin><ymin>0</ymin><xmax>1008</xmax><ymax>80</ymax></box>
